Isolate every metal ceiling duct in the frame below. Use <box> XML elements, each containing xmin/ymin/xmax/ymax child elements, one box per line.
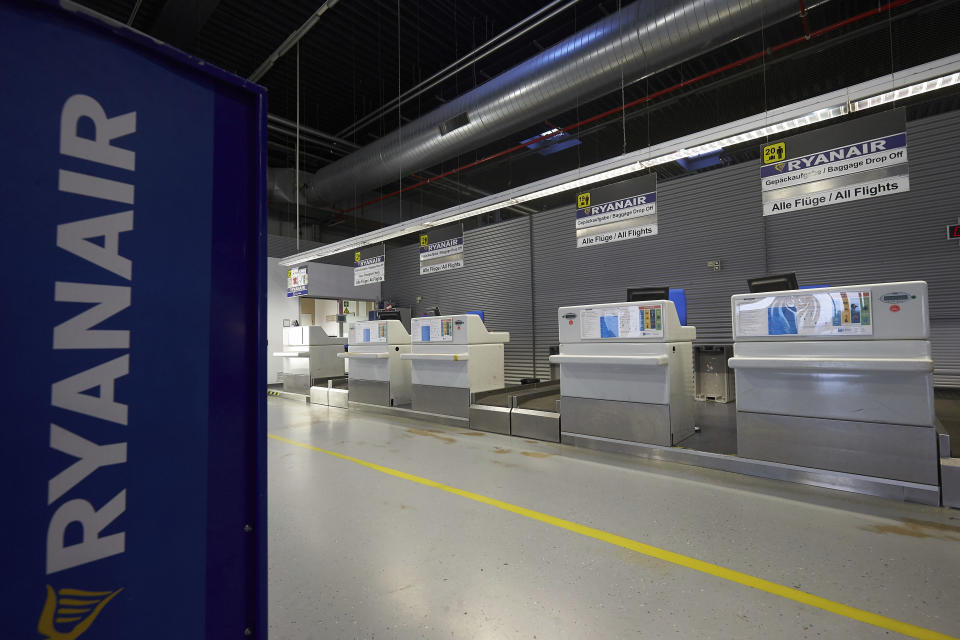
<box><xmin>300</xmin><ymin>0</ymin><xmax>824</xmax><ymax>206</ymax></box>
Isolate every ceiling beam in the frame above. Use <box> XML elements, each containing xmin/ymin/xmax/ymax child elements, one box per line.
<box><xmin>248</xmin><ymin>0</ymin><xmax>341</xmax><ymax>83</ymax></box>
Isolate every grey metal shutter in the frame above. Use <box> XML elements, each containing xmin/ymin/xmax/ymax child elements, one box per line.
<box><xmin>532</xmin><ymin>162</ymin><xmax>766</xmax><ymax>377</ymax></box>
<box><xmin>764</xmin><ymin>110</ymin><xmax>960</xmax><ymax>387</ymax></box>
<box><xmin>383</xmin><ymin>217</ymin><xmax>534</xmax><ymax>385</ymax></box>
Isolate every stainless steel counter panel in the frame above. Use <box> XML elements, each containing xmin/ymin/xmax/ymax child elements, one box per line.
<box><xmin>411</xmin><ymin>384</ymin><xmax>471</xmax><ymax>418</ymax></box>
<box><xmin>562</xmin><ymin>396</ymin><xmax>673</xmax><ymax>447</ymax></box>
<box><xmin>469</xmin><ymin>404</ymin><xmax>511</xmax><ymax>435</ymax></box>
<box><xmin>348</xmin><ymin>379</ymin><xmax>392</xmax><ymax>407</ymax></box>
<box><xmin>737</xmin><ymin>411</ymin><xmax>939</xmax><ymax>485</ymax></box>
<box><xmin>511</xmin><ymin>408</ymin><xmax>560</xmax><ymax>443</ymax></box>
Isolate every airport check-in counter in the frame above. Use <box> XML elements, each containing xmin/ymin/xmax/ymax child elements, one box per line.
<box><xmin>401</xmin><ymin>314</ymin><xmax>509</xmax><ymax>418</ymax></box>
<box><xmin>729</xmin><ymin>281</ymin><xmax>939</xmax><ymax>487</ymax></box>
<box><xmin>338</xmin><ymin>319</ymin><xmax>411</xmax><ymax>407</ymax></box>
<box><xmin>550</xmin><ymin>301</ymin><xmax>696</xmax><ymax>447</ymax></box>
<box><xmin>274</xmin><ymin>325</ymin><xmax>347</xmax><ymax>394</ymax></box>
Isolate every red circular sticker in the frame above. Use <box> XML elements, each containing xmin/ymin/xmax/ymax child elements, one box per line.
<box><xmin>890</xmin><ymin>304</ymin><xmax>901</xmax><ymax>312</ymax></box>
<box><xmin>568</xmin><ymin>320</ymin><xmax>574</xmax><ymax>325</ymax></box>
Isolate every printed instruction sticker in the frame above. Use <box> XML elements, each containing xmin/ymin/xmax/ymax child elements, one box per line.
<box><xmin>580</xmin><ymin>304</ymin><xmax>663</xmax><ymax>339</ymax></box>
<box><xmin>412</xmin><ymin>317</ymin><xmax>454</xmax><ymax>342</ymax></box>
<box><xmin>353</xmin><ymin>320</ymin><xmax>387</xmax><ymax>343</ymax></box>
<box><xmin>735</xmin><ymin>290</ymin><xmax>873</xmax><ymax>337</ymax></box>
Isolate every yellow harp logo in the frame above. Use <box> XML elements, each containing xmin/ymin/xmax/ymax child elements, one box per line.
<box><xmin>38</xmin><ymin>585</ymin><xmax>123</xmax><ymax>640</ymax></box>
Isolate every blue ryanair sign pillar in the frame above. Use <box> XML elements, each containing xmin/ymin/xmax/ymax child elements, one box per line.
<box><xmin>0</xmin><ymin>2</ymin><xmax>268</xmax><ymax>638</ymax></box>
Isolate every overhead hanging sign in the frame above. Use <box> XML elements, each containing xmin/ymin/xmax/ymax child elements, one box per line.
<box><xmin>0</xmin><ymin>3</ymin><xmax>267</xmax><ymax>638</ymax></box>
<box><xmin>419</xmin><ymin>234</ymin><xmax>464</xmax><ymax>275</ymax></box>
<box><xmin>286</xmin><ymin>266</ymin><xmax>308</xmax><ymax>297</ymax></box>
<box><xmin>575</xmin><ymin>173</ymin><xmax>658</xmax><ymax>247</ymax></box>
<box><xmin>354</xmin><ymin>252</ymin><xmax>385</xmax><ymax>286</ymax></box>
<box><xmin>761</xmin><ymin>109</ymin><xmax>909</xmax><ymax>216</ymax></box>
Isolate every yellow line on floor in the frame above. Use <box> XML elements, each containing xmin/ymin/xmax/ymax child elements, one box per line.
<box><xmin>268</xmin><ymin>433</ymin><xmax>957</xmax><ymax>640</ymax></box>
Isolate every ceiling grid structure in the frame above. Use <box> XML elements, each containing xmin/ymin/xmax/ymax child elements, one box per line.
<box><xmin>70</xmin><ymin>0</ymin><xmax>960</xmax><ymax>247</ymax></box>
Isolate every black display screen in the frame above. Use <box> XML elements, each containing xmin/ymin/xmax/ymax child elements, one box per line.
<box><xmin>949</xmin><ymin>224</ymin><xmax>960</xmax><ymax>239</ymax></box>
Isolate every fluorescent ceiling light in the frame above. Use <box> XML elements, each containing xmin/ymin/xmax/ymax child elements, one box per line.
<box><xmin>279</xmin><ymin>57</ymin><xmax>960</xmax><ymax>266</ymax></box>
<box><xmin>850</xmin><ymin>71</ymin><xmax>960</xmax><ymax>112</ymax></box>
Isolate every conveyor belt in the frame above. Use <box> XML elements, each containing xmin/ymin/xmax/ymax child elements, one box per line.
<box><xmin>471</xmin><ymin>381</ymin><xmax>561</xmax><ymax>441</ymax></box>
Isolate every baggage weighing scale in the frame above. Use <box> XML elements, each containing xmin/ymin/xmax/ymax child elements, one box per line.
<box><xmin>729</xmin><ymin>281</ymin><xmax>940</xmax><ymax>487</ymax></box>
<box><xmin>470</xmin><ymin>380</ymin><xmax>561</xmax><ymax>442</ymax></box>
<box><xmin>551</xmin><ymin>300</ymin><xmax>696</xmax><ymax>447</ymax></box>
<box><xmin>273</xmin><ymin>325</ymin><xmax>346</xmax><ymax>395</ymax></box>
<box><xmin>338</xmin><ymin>319</ymin><xmax>412</xmax><ymax>407</ymax></box>
<box><xmin>401</xmin><ymin>314</ymin><xmax>509</xmax><ymax>418</ymax></box>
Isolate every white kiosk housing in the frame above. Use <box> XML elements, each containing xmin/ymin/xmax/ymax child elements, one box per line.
<box><xmin>339</xmin><ymin>320</ymin><xmax>412</xmax><ymax>407</ymax></box>
<box><xmin>273</xmin><ymin>325</ymin><xmax>347</xmax><ymax>394</ymax></box>
<box><xmin>401</xmin><ymin>314</ymin><xmax>509</xmax><ymax>418</ymax></box>
<box><xmin>729</xmin><ymin>281</ymin><xmax>939</xmax><ymax>488</ymax></box>
<box><xmin>550</xmin><ymin>300</ymin><xmax>696</xmax><ymax>447</ymax></box>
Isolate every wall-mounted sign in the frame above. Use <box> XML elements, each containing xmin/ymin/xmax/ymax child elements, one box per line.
<box><xmin>354</xmin><ymin>253</ymin><xmax>385</xmax><ymax>286</ymax></box>
<box><xmin>286</xmin><ymin>266</ymin><xmax>308</xmax><ymax>297</ymax></box>
<box><xmin>419</xmin><ymin>235</ymin><xmax>464</xmax><ymax>274</ymax></box>
<box><xmin>948</xmin><ymin>219</ymin><xmax>960</xmax><ymax>244</ymax></box>
<box><xmin>762</xmin><ymin>109</ymin><xmax>909</xmax><ymax>216</ymax></box>
<box><xmin>575</xmin><ymin>173</ymin><xmax>658</xmax><ymax>248</ymax></box>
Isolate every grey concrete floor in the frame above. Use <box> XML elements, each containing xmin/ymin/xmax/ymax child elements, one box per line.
<box><xmin>267</xmin><ymin>398</ymin><xmax>960</xmax><ymax>640</ymax></box>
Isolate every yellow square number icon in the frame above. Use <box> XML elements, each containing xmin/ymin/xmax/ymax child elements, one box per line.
<box><xmin>354</xmin><ymin>251</ymin><xmax>361</xmax><ymax>262</ymax></box>
<box><xmin>577</xmin><ymin>192</ymin><xmax>590</xmax><ymax>208</ymax></box>
<box><xmin>762</xmin><ymin>142</ymin><xmax>785</xmax><ymax>164</ymax></box>
<box><xmin>420</xmin><ymin>234</ymin><xmax>429</xmax><ymax>247</ymax></box>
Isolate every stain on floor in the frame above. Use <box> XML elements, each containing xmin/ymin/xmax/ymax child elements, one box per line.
<box><xmin>861</xmin><ymin>518</ymin><xmax>960</xmax><ymax>541</ymax></box>
<box><xmin>405</xmin><ymin>428</ymin><xmax>456</xmax><ymax>444</ymax></box>
<box><xmin>493</xmin><ymin>447</ymin><xmax>512</xmax><ymax>454</ymax></box>
<box><xmin>520</xmin><ymin>451</ymin><xmax>552</xmax><ymax>458</ymax></box>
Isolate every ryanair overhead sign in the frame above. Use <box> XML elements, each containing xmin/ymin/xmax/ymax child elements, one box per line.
<box><xmin>575</xmin><ymin>173</ymin><xmax>658</xmax><ymax>248</ymax></box>
<box><xmin>1</xmin><ymin>3</ymin><xmax>266</xmax><ymax>638</ymax></box>
<box><xmin>761</xmin><ymin>109</ymin><xmax>909</xmax><ymax>216</ymax></box>
<box><xmin>354</xmin><ymin>253</ymin><xmax>386</xmax><ymax>285</ymax></box>
<box><xmin>419</xmin><ymin>235</ymin><xmax>464</xmax><ymax>275</ymax></box>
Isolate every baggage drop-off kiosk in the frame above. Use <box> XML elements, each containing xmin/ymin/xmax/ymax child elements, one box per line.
<box><xmin>339</xmin><ymin>320</ymin><xmax>412</xmax><ymax>407</ymax></box>
<box><xmin>552</xmin><ymin>300</ymin><xmax>696</xmax><ymax>448</ymax></box>
<box><xmin>274</xmin><ymin>325</ymin><xmax>347</xmax><ymax>394</ymax></box>
<box><xmin>402</xmin><ymin>314</ymin><xmax>509</xmax><ymax>418</ymax></box>
<box><xmin>729</xmin><ymin>281</ymin><xmax>940</xmax><ymax>495</ymax></box>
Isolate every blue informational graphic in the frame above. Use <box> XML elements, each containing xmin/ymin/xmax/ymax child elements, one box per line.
<box><xmin>363</xmin><ymin>328</ymin><xmax>371</xmax><ymax>342</ymax></box>
<box><xmin>600</xmin><ymin>315</ymin><xmax>620</xmax><ymax>338</ymax></box>
<box><xmin>422</xmin><ymin>325</ymin><xmax>432</xmax><ymax>341</ymax></box>
<box><xmin>768</xmin><ymin>306</ymin><xmax>799</xmax><ymax>335</ymax></box>
<box><xmin>0</xmin><ymin>3</ymin><xmax>266</xmax><ymax>638</ymax></box>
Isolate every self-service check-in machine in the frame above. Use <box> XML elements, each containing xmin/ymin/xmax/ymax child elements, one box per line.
<box><xmin>551</xmin><ymin>300</ymin><xmax>696</xmax><ymax>447</ymax></box>
<box><xmin>729</xmin><ymin>281</ymin><xmax>939</xmax><ymax>488</ymax></box>
<box><xmin>274</xmin><ymin>325</ymin><xmax>347</xmax><ymax>394</ymax></box>
<box><xmin>338</xmin><ymin>319</ymin><xmax>411</xmax><ymax>407</ymax></box>
<box><xmin>401</xmin><ymin>314</ymin><xmax>509</xmax><ymax>418</ymax></box>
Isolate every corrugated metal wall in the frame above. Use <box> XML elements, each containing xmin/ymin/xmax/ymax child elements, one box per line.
<box><xmin>383</xmin><ymin>217</ymin><xmax>535</xmax><ymax>385</ymax></box>
<box><xmin>532</xmin><ymin>161</ymin><xmax>765</xmax><ymax>377</ymax></box>
<box><xmin>383</xmin><ymin>110</ymin><xmax>960</xmax><ymax>387</ymax></box>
